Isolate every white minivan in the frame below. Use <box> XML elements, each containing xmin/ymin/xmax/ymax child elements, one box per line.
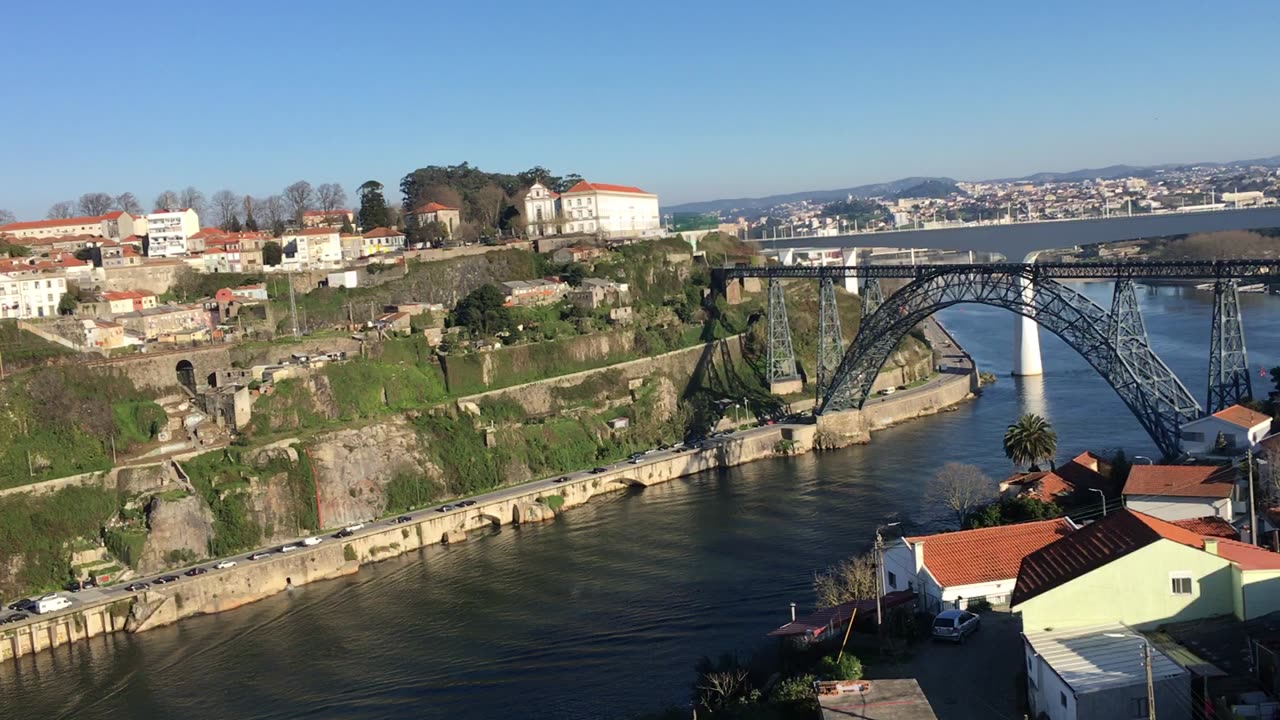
<box><xmin>302</xmin><ymin>536</ymin><xmax>322</xmax><ymax>547</ymax></box>
<box><xmin>35</xmin><ymin>594</ymin><xmax>72</xmax><ymax>615</ymax></box>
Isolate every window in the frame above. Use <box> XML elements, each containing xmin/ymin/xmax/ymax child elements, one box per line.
<box><xmin>1181</xmin><ymin>430</ymin><xmax>1205</xmax><ymax>442</ymax></box>
<box><xmin>1059</xmin><ymin>691</ymin><xmax>1067</xmax><ymax>707</ymax></box>
<box><xmin>1129</xmin><ymin>697</ymin><xmax>1148</xmax><ymax>718</ymax></box>
<box><xmin>1170</xmin><ymin>573</ymin><xmax>1193</xmax><ymax>595</ymax></box>
<box><xmin>887</xmin><ymin>571</ymin><xmax>897</xmax><ymax>589</ymax></box>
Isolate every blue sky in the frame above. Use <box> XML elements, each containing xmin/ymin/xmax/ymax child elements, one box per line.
<box><xmin>3</xmin><ymin>0</ymin><xmax>1279</xmax><ymax>219</ymax></box>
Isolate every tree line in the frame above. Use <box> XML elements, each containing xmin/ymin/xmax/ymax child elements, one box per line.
<box><xmin>397</xmin><ymin>163</ymin><xmax>581</xmax><ymax>245</ymax></box>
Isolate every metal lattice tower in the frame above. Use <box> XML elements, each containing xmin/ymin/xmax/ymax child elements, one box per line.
<box><xmin>816</xmin><ymin>276</ymin><xmax>845</xmax><ymax>400</ymax></box>
<box><xmin>1107</xmin><ymin>278</ymin><xmax>1148</xmax><ymax>358</ymax></box>
<box><xmin>1208</xmin><ymin>280</ymin><xmax>1252</xmax><ymax>412</ymax></box>
<box><xmin>860</xmin><ymin>277</ymin><xmax>884</xmax><ymax>326</ymax></box>
<box><xmin>766</xmin><ymin>277</ymin><xmax>798</xmax><ymax>381</ymax></box>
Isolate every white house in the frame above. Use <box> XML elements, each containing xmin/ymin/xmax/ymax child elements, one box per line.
<box><xmin>282</xmin><ymin>228</ymin><xmax>343</xmax><ymax>270</ymax></box>
<box><xmin>523</xmin><ymin>180</ymin><xmax>661</xmax><ymax>239</ymax></box>
<box><xmin>1179</xmin><ymin>404</ymin><xmax>1272</xmax><ymax>456</ymax></box>
<box><xmin>1122</xmin><ymin>464</ymin><xmax>1238</xmax><ymax>523</ymax></box>
<box><xmin>880</xmin><ymin>517</ymin><xmax>1077</xmax><ymax>614</ymax></box>
<box><xmin>0</xmin><ymin>272</ymin><xmax>68</xmax><ymax>319</ymax></box>
<box><xmin>145</xmin><ymin>208</ymin><xmax>201</xmax><ymax>257</ymax></box>
<box><xmin>1023</xmin><ymin>625</ymin><xmax>1190</xmax><ymax>720</ymax></box>
<box><xmin>360</xmin><ymin>227</ymin><xmax>406</xmax><ymax>256</ymax></box>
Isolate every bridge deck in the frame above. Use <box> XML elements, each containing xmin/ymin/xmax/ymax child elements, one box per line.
<box><xmin>720</xmin><ymin>259</ymin><xmax>1280</xmax><ymax>280</ymax></box>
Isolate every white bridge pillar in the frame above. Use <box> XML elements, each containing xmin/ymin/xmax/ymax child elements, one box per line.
<box><xmin>1013</xmin><ymin>252</ymin><xmax>1044</xmax><ymax>376</ymax></box>
<box><xmin>841</xmin><ymin>248</ymin><xmax>859</xmax><ymax>294</ymax></box>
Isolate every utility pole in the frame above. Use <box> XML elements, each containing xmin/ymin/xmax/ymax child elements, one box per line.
<box><xmin>1143</xmin><ymin>641</ymin><xmax>1155</xmax><ymax>720</ymax></box>
<box><xmin>287</xmin><ymin>271</ymin><xmax>300</xmax><ymax>338</ymax></box>
<box><xmin>875</xmin><ymin>528</ymin><xmax>885</xmax><ymax>649</ymax></box>
<box><xmin>1248</xmin><ymin>448</ymin><xmax>1258</xmax><ymax>546</ymax></box>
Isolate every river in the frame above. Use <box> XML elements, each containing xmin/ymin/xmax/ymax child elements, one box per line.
<box><xmin>3</xmin><ymin>283</ymin><xmax>1279</xmax><ymax>719</ymax></box>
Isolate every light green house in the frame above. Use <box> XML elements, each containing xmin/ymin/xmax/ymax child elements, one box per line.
<box><xmin>1013</xmin><ymin>509</ymin><xmax>1280</xmax><ymax>632</ymax></box>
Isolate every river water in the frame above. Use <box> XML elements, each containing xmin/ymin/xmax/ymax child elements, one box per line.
<box><xmin>3</xmin><ymin>283</ymin><xmax>1279</xmax><ymax>720</ymax></box>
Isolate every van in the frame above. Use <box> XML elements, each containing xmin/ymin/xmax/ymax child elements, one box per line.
<box><xmin>34</xmin><ymin>595</ymin><xmax>72</xmax><ymax>615</ymax></box>
<box><xmin>302</xmin><ymin>536</ymin><xmax>322</xmax><ymax>547</ymax></box>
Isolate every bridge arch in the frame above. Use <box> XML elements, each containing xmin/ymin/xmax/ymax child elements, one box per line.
<box><xmin>818</xmin><ymin>267</ymin><xmax>1200</xmax><ymax>457</ymax></box>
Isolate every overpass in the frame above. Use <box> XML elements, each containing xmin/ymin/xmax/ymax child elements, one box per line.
<box><xmin>742</xmin><ymin>206</ymin><xmax>1280</xmax><ymax>376</ymax></box>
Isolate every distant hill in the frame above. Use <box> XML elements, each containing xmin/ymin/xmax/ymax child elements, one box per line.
<box><xmin>664</xmin><ymin>176</ymin><xmax>954</xmax><ymax>215</ymax></box>
<box><xmin>666</xmin><ymin>153</ymin><xmax>1280</xmax><ymax>216</ymax></box>
<box><xmin>894</xmin><ymin>179</ymin><xmax>965</xmax><ymax>199</ymax></box>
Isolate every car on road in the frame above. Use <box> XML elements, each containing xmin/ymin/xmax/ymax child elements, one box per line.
<box><xmin>302</xmin><ymin>536</ymin><xmax>322</xmax><ymax>546</ymax></box>
<box><xmin>184</xmin><ymin>567</ymin><xmax>207</xmax><ymax>577</ymax></box>
<box><xmin>897</xmin><ymin>384</ymin><xmax>908</xmax><ymax>391</ymax></box>
<box><xmin>1</xmin><ymin>613</ymin><xmax>27</xmax><ymax>625</ymax></box>
<box><xmin>590</xmin><ymin>467</ymin><xmax>608</xmax><ymax>474</ymax></box>
<box><xmin>344</xmin><ymin>523</ymin><xmax>365</xmax><ymax>533</ymax></box>
<box><xmin>931</xmin><ymin>609</ymin><xmax>980</xmax><ymax>643</ymax></box>
<box><xmin>553</xmin><ymin>476</ymin><xmax>570</xmax><ymax>483</ymax></box>
<box><xmin>154</xmin><ymin>576</ymin><xmax>179</xmax><ymax>585</ymax></box>
<box><xmin>394</xmin><ymin>516</ymin><xmax>413</xmax><ymax>524</ymax></box>
<box><xmin>436</xmin><ymin>505</ymin><xmax>456</xmax><ymax>512</ymax></box>
<box><xmin>879</xmin><ymin>387</ymin><xmax>896</xmax><ymax>396</ymax></box>
<box><xmin>248</xmin><ymin>552</ymin><xmax>271</xmax><ymax>561</ymax></box>
<box><xmin>279</xmin><ymin>544</ymin><xmax>299</xmax><ymax>553</ymax></box>
<box><xmin>458</xmin><ymin>500</ymin><xmax>476</xmax><ymax>507</ymax></box>
<box><xmin>629</xmin><ymin>456</ymin><xmax>643</xmax><ymax>464</ymax></box>
<box><xmin>658</xmin><ymin>444</ymin><xmax>671</xmax><ymax>450</ymax></box>
<box><xmin>124</xmin><ymin>583</ymin><xmax>149</xmax><ymax>592</ymax></box>
<box><xmin>214</xmin><ymin>560</ymin><xmax>237</xmax><ymax>570</ymax></box>
<box><xmin>335</xmin><ymin>529</ymin><xmax>354</xmax><ymax>538</ymax></box>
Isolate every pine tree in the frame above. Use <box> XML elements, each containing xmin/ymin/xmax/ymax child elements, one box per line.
<box><xmin>357</xmin><ymin>180</ymin><xmax>391</xmax><ymax>230</ymax></box>
<box><xmin>340</xmin><ymin>216</ymin><xmax>355</xmax><ymax>234</ymax></box>
<box><xmin>244</xmin><ymin>208</ymin><xmax>258</xmax><ymax>231</ymax></box>
<box><xmin>228</xmin><ymin>215</ymin><xmax>243</xmax><ymax>232</ymax></box>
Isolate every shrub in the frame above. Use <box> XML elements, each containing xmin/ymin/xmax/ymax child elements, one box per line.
<box><xmin>771</xmin><ymin>674</ymin><xmax>817</xmax><ymax>712</ymax></box>
<box><xmin>166</xmin><ymin>548</ymin><xmax>198</xmax><ymax>565</ymax></box>
<box><xmin>815</xmin><ymin>653</ymin><xmax>863</xmax><ymax>681</ymax></box>
<box><xmin>105</xmin><ymin>528</ymin><xmax>148</xmax><ymax>569</ymax></box>
<box><xmin>539</xmin><ymin>495</ymin><xmax>565</xmax><ymax>512</ymax></box>
<box><xmin>343</xmin><ymin>544</ymin><xmax>357</xmax><ymax>562</ymax></box>
<box><xmin>968</xmin><ymin>598</ymin><xmax>993</xmax><ymax>613</ymax></box>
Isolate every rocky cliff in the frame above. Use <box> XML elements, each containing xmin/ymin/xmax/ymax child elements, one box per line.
<box><xmin>136</xmin><ymin>495</ymin><xmax>215</xmax><ymax>574</ymax></box>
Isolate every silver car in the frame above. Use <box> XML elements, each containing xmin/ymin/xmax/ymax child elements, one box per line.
<box><xmin>931</xmin><ymin>609</ymin><xmax>980</xmax><ymax>643</ymax></box>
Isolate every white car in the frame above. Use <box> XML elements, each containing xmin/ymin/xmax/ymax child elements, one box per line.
<box><xmin>932</xmin><ymin>609</ymin><xmax>981</xmax><ymax>643</ymax></box>
<box><xmin>214</xmin><ymin>560</ymin><xmax>237</xmax><ymax>570</ymax></box>
<box><xmin>344</xmin><ymin>523</ymin><xmax>365</xmax><ymax>532</ymax></box>
<box><xmin>879</xmin><ymin>387</ymin><xmax>897</xmax><ymax>396</ymax></box>
<box><xmin>302</xmin><ymin>537</ymin><xmax>322</xmax><ymax>547</ymax></box>
<box><xmin>279</xmin><ymin>544</ymin><xmax>299</xmax><ymax>553</ymax></box>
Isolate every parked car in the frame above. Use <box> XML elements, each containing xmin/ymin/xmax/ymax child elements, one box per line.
<box><xmin>395</xmin><ymin>516</ymin><xmax>413</xmax><ymax>524</ymax></box>
<box><xmin>124</xmin><ymin>583</ymin><xmax>149</xmax><ymax>592</ymax></box>
<box><xmin>335</xmin><ymin>529</ymin><xmax>354</xmax><ymax>538</ymax></box>
<box><xmin>436</xmin><ymin>505</ymin><xmax>456</xmax><ymax>513</ymax></box>
<box><xmin>302</xmin><ymin>536</ymin><xmax>322</xmax><ymax>546</ymax></box>
<box><xmin>553</xmin><ymin>476</ymin><xmax>570</xmax><ymax>483</ymax></box>
<box><xmin>7</xmin><ymin>599</ymin><xmax>32</xmax><ymax>611</ymax></box>
<box><xmin>590</xmin><ymin>467</ymin><xmax>608</xmax><ymax>474</ymax></box>
<box><xmin>154</xmin><ymin>576</ymin><xmax>179</xmax><ymax>585</ymax></box>
<box><xmin>879</xmin><ymin>387</ymin><xmax>896</xmax><ymax>396</ymax></box>
<box><xmin>248</xmin><ymin>552</ymin><xmax>271</xmax><ymax>561</ymax></box>
<box><xmin>344</xmin><ymin>523</ymin><xmax>365</xmax><ymax>533</ymax></box>
<box><xmin>1</xmin><ymin>613</ymin><xmax>27</xmax><ymax>625</ymax></box>
<box><xmin>184</xmin><ymin>567</ymin><xmax>207</xmax><ymax>577</ymax></box>
<box><xmin>279</xmin><ymin>545</ymin><xmax>299</xmax><ymax>553</ymax></box>
<box><xmin>931</xmin><ymin>609</ymin><xmax>980</xmax><ymax>643</ymax></box>
<box><xmin>214</xmin><ymin>560</ymin><xmax>237</xmax><ymax>570</ymax></box>
<box><xmin>458</xmin><ymin>500</ymin><xmax>476</xmax><ymax>507</ymax></box>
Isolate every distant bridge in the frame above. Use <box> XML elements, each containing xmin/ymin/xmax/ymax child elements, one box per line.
<box><xmin>715</xmin><ymin>260</ymin><xmax>1275</xmax><ymax>457</ymax></box>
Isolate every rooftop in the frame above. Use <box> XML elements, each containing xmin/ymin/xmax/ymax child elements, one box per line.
<box><xmin>413</xmin><ymin>201</ymin><xmax>458</xmax><ymax>213</ymax></box>
<box><xmin>904</xmin><ymin>518</ymin><xmax>1076</xmax><ymax>588</ymax></box>
<box><xmin>1170</xmin><ymin>516</ymin><xmax>1240</xmax><ymax>539</ymax></box>
<box><xmin>362</xmin><ymin>227</ymin><xmax>404</xmax><ymax>239</ymax></box>
<box><xmin>1123</xmin><ymin>464</ymin><xmax>1236</xmax><ymax>498</ymax></box>
<box><xmin>562</xmin><ymin>180</ymin><xmax>652</xmax><ymax>195</ymax></box>
<box><xmin>818</xmin><ymin>678</ymin><xmax>938</xmax><ymax>720</ymax></box>
<box><xmin>1209</xmin><ymin>404</ymin><xmax>1273</xmax><ymax>430</ymax></box>
<box><xmin>0</xmin><ymin>215</ymin><xmax>107</xmax><ymax>232</ymax></box>
<box><xmin>1023</xmin><ymin>624</ymin><xmax>1186</xmax><ymax>695</ymax></box>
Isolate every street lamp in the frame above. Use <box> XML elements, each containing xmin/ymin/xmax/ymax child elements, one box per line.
<box><xmin>1087</xmin><ymin>487</ymin><xmax>1107</xmax><ymax>517</ymax></box>
<box><xmin>1102</xmin><ymin>633</ymin><xmax>1156</xmax><ymax>720</ymax></box>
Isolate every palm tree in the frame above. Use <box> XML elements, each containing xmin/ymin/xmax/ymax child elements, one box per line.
<box><xmin>1004</xmin><ymin>413</ymin><xmax>1057</xmax><ymax>471</ymax></box>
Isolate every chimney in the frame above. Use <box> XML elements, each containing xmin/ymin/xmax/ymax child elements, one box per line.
<box><xmin>1204</xmin><ymin>538</ymin><xmax>1219</xmax><ymax>556</ymax></box>
<box><xmin>913</xmin><ymin>540</ymin><xmax>925</xmax><ymax>574</ymax></box>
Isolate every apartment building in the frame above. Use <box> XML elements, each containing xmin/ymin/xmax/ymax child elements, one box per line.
<box><xmin>524</xmin><ymin>180</ymin><xmax>661</xmax><ymax>239</ymax></box>
<box><xmin>0</xmin><ymin>272</ymin><xmax>68</xmax><ymax>319</ymax></box>
<box><xmin>281</xmin><ymin>227</ymin><xmax>342</xmax><ymax>269</ymax></box>
<box><xmin>145</xmin><ymin>208</ymin><xmax>201</xmax><ymax>257</ymax></box>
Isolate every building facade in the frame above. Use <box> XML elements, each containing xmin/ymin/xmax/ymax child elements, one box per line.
<box><xmin>1179</xmin><ymin>405</ymin><xmax>1273</xmax><ymax>456</ymax></box>
<box><xmin>360</xmin><ymin>227</ymin><xmax>406</xmax><ymax>256</ymax></box>
<box><xmin>145</xmin><ymin>209</ymin><xmax>201</xmax><ymax>257</ymax></box>
<box><xmin>410</xmin><ymin>202</ymin><xmax>461</xmax><ymax>237</ymax></box>
<box><xmin>523</xmin><ymin>180</ymin><xmax>661</xmax><ymax>239</ymax></box>
<box><xmin>0</xmin><ymin>272</ymin><xmax>67</xmax><ymax>319</ymax></box>
<box><xmin>0</xmin><ymin>211</ymin><xmax>142</xmax><ymax>241</ymax></box>
<box><xmin>301</xmin><ymin>209</ymin><xmax>355</xmax><ymax>228</ymax></box>
<box><xmin>282</xmin><ymin>228</ymin><xmax>343</xmax><ymax>269</ymax></box>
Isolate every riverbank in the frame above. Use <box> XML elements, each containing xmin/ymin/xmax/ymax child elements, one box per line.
<box><xmin>0</xmin><ymin>325</ymin><xmax>978</xmax><ymax>667</ymax></box>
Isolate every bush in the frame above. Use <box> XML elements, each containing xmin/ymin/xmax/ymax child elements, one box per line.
<box><xmin>770</xmin><ymin>674</ymin><xmax>817</xmax><ymax>712</ymax></box>
<box><xmin>343</xmin><ymin>544</ymin><xmax>357</xmax><ymax>562</ymax></box>
<box><xmin>105</xmin><ymin>528</ymin><xmax>148</xmax><ymax>569</ymax></box>
<box><xmin>814</xmin><ymin>653</ymin><xmax>863</xmax><ymax>681</ymax></box>
<box><xmin>968</xmin><ymin>598</ymin><xmax>993</xmax><ymax>613</ymax></box>
<box><xmin>0</xmin><ymin>486</ymin><xmax>120</xmax><ymax>596</ymax></box>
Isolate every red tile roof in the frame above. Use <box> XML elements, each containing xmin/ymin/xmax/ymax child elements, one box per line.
<box><xmin>1170</xmin><ymin>516</ymin><xmax>1240</xmax><ymax>539</ymax></box>
<box><xmin>1212</xmin><ymin>537</ymin><xmax>1280</xmax><ymax>570</ymax></box>
<box><xmin>1002</xmin><ymin>470</ymin><xmax>1074</xmax><ymax>501</ymax></box>
<box><xmin>412</xmin><ymin>201</ymin><xmax>458</xmax><ymax>214</ymax></box>
<box><xmin>905</xmin><ymin>518</ymin><xmax>1076</xmax><ymax>588</ymax></box>
<box><xmin>1211</xmin><ymin>404</ymin><xmax>1272</xmax><ymax>430</ymax></box>
<box><xmin>0</xmin><ymin>215</ymin><xmax>106</xmax><ymax>232</ymax></box>
<box><xmin>102</xmin><ymin>210</ymin><xmax>128</xmax><ymax>220</ymax></box>
<box><xmin>101</xmin><ymin>290</ymin><xmax>155</xmax><ymax>301</ymax></box>
<box><xmin>1123</xmin><ymin>465</ymin><xmax>1236</xmax><ymax>498</ymax></box>
<box><xmin>562</xmin><ymin>180</ymin><xmax>651</xmax><ymax>195</ymax></box>
<box><xmin>302</xmin><ymin>209</ymin><xmax>351</xmax><ymax>217</ymax></box>
<box><xmin>362</xmin><ymin>227</ymin><xmax>404</xmax><ymax>239</ymax></box>
<box><xmin>1013</xmin><ymin>510</ymin><xmax>1206</xmax><ymax>605</ymax></box>
<box><xmin>287</xmin><ymin>227</ymin><xmax>341</xmax><ymax>236</ymax></box>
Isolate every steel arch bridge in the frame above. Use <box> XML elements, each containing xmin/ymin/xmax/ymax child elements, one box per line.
<box><xmin>818</xmin><ymin>266</ymin><xmax>1202</xmax><ymax>457</ymax></box>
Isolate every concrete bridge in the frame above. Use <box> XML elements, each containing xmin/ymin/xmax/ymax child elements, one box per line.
<box><xmin>744</xmin><ymin>206</ymin><xmax>1280</xmax><ymax>378</ymax></box>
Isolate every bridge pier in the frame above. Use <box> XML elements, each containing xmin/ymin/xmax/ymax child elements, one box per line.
<box><xmin>766</xmin><ymin>277</ymin><xmax>801</xmax><ymax>395</ymax></box>
<box><xmin>1208</xmin><ymin>280</ymin><xmax>1252</xmax><ymax>412</ymax></box>
<box><xmin>1013</xmin><ymin>256</ymin><xmax>1044</xmax><ymax>376</ymax></box>
<box><xmin>841</xmin><ymin>249</ymin><xmax>859</xmax><ymax>294</ymax></box>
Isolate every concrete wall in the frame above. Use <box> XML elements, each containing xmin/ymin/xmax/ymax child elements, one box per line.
<box><xmin>0</xmin><ymin>600</ymin><xmax>131</xmax><ymax>665</ymax></box>
<box><xmin>0</xmin><ymin>461</ymin><xmax>174</xmax><ymax>500</ymax></box>
<box><xmin>101</xmin><ymin>262</ymin><xmax>187</xmax><ymax>294</ymax></box>
<box><xmin>85</xmin><ymin>344</ymin><xmax>233</xmax><ymax>392</ymax></box>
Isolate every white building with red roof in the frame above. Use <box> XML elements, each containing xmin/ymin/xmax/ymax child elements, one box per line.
<box><xmin>523</xmin><ymin>180</ymin><xmax>660</xmax><ymax>240</ymax></box>
<box><xmin>145</xmin><ymin>208</ymin><xmax>201</xmax><ymax>258</ymax></box>
<box><xmin>1122</xmin><ymin>464</ymin><xmax>1240</xmax><ymax>523</ymax></box>
<box><xmin>0</xmin><ymin>211</ymin><xmax>142</xmax><ymax>241</ymax></box>
<box><xmin>409</xmin><ymin>202</ymin><xmax>461</xmax><ymax>238</ymax></box>
<box><xmin>881</xmin><ymin>517</ymin><xmax>1078</xmax><ymax>613</ymax></box>
<box><xmin>1179</xmin><ymin>404</ymin><xmax>1273</xmax><ymax>456</ymax></box>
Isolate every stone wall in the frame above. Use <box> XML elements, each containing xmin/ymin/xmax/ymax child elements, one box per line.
<box><xmin>84</xmin><ymin>345</ymin><xmax>233</xmax><ymax>392</ymax></box>
<box><xmin>102</xmin><ymin>262</ymin><xmax>187</xmax><ymax>294</ymax></box>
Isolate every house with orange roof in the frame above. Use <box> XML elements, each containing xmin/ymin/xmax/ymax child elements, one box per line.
<box><xmin>1013</xmin><ymin>508</ymin><xmax>1280</xmax><ymax>632</ymax></box>
<box><xmin>301</xmin><ymin>209</ymin><xmax>355</xmax><ymax>229</ymax></box>
<box><xmin>881</xmin><ymin>517</ymin><xmax>1079</xmax><ymax>613</ymax></box>
<box><xmin>1179</xmin><ymin>403</ymin><xmax>1273</xmax><ymax>456</ymax></box>
<box><xmin>522</xmin><ymin>180</ymin><xmax>661</xmax><ymax>240</ymax></box>
<box><xmin>1122</xmin><ymin>464</ymin><xmax>1240</xmax><ymax>523</ymax></box>
<box><xmin>409</xmin><ymin>201</ymin><xmax>461</xmax><ymax>238</ymax></box>
<box><xmin>360</xmin><ymin>227</ymin><xmax>406</xmax><ymax>256</ymax></box>
<box><xmin>0</xmin><ymin>211</ymin><xmax>142</xmax><ymax>241</ymax></box>
<box><xmin>1000</xmin><ymin>450</ymin><xmax>1118</xmax><ymax>502</ymax></box>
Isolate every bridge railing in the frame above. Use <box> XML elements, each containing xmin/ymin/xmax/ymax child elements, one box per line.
<box><xmin>717</xmin><ymin>259</ymin><xmax>1280</xmax><ymax>281</ymax></box>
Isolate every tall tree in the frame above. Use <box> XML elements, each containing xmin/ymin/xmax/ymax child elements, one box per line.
<box><xmin>243</xmin><ymin>196</ymin><xmax>259</xmax><ymax>231</ymax></box>
<box><xmin>154</xmin><ymin>190</ymin><xmax>180</xmax><ymax>211</ymax></box>
<box><xmin>258</xmin><ymin>195</ymin><xmax>286</xmax><ymax>230</ymax></box>
<box><xmin>211</xmin><ymin>190</ymin><xmax>240</xmax><ymax>229</ymax></box>
<box><xmin>113</xmin><ymin>193</ymin><xmax>143</xmax><ymax>215</ymax></box>
<box><xmin>262</xmin><ymin>240</ymin><xmax>283</xmax><ymax>266</ymax></box>
<box><xmin>339</xmin><ymin>216</ymin><xmax>355</xmax><ymax>234</ymax></box>
<box><xmin>927</xmin><ymin>462</ymin><xmax>994</xmax><ymax>526</ymax></box>
<box><xmin>1004</xmin><ymin>414</ymin><xmax>1058</xmax><ymax>471</ymax></box>
<box><xmin>316</xmin><ymin>183</ymin><xmax>347</xmax><ymax>212</ymax></box>
<box><xmin>0</xmin><ymin>209</ymin><xmax>15</xmax><ymax>225</ymax></box>
<box><xmin>357</xmin><ymin>180</ymin><xmax>391</xmax><ymax>230</ymax></box>
<box><xmin>47</xmin><ymin>201</ymin><xmax>77</xmax><ymax>219</ymax></box>
<box><xmin>283</xmin><ymin>181</ymin><xmax>314</xmax><ymax>223</ymax></box>
<box><xmin>77</xmin><ymin>192</ymin><xmax>114</xmax><ymax>216</ymax></box>
<box><xmin>473</xmin><ymin>183</ymin><xmax>507</xmax><ymax>229</ymax></box>
<box><xmin>179</xmin><ymin>186</ymin><xmax>206</xmax><ymax>217</ymax></box>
